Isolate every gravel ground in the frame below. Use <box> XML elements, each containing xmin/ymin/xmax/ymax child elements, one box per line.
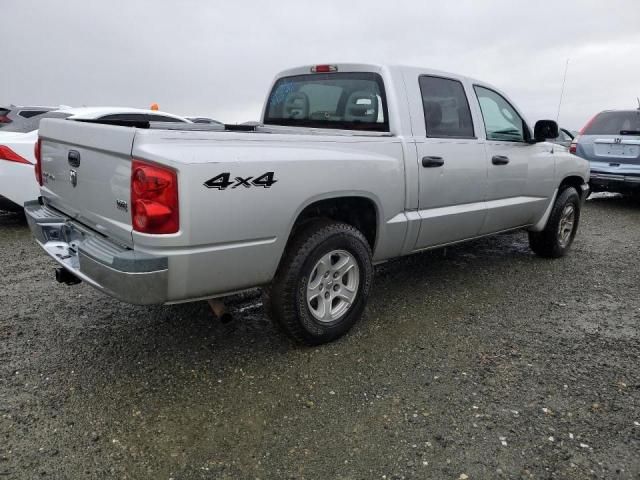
<box><xmin>1</xmin><ymin>195</ymin><xmax>639</xmax><ymax>480</ymax></box>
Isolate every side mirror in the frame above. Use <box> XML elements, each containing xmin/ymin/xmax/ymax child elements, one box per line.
<box><xmin>534</xmin><ymin>120</ymin><xmax>559</xmax><ymax>142</ymax></box>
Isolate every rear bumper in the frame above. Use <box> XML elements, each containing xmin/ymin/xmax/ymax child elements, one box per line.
<box><xmin>25</xmin><ymin>200</ymin><xmax>169</xmax><ymax>305</ymax></box>
<box><xmin>589</xmin><ymin>170</ymin><xmax>640</xmax><ymax>192</ymax></box>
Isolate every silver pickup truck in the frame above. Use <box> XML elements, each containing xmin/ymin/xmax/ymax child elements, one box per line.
<box><xmin>26</xmin><ymin>63</ymin><xmax>589</xmax><ymax>345</ymax></box>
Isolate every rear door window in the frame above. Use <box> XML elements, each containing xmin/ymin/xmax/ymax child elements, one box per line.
<box><xmin>19</xmin><ymin>110</ymin><xmax>49</xmax><ymax>119</ymax></box>
<box><xmin>264</xmin><ymin>72</ymin><xmax>389</xmax><ymax>131</ymax></box>
<box><xmin>582</xmin><ymin>111</ymin><xmax>640</xmax><ymax>135</ymax></box>
<box><xmin>419</xmin><ymin>76</ymin><xmax>474</xmax><ymax>138</ymax></box>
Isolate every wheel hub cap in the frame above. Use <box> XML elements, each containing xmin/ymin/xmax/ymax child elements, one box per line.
<box><xmin>306</xmin><ymin>249</ymin><xmax>360</xmax><ymax>323</ymax></box>
<box><xmin>557</xmin><ymin>204</ymin><xmax>575</xmax><ymax>248</ymax></box>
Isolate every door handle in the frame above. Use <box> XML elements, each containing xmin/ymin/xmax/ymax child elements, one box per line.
<box><xmin>422</xmin><ymin>156</ymin><xmax>444</xmax><ymax>168</ymax></box>
<box><xmin>492</xmin><ymin>155</ymin><xmax>510</xmax><ymax>165</ymax></box>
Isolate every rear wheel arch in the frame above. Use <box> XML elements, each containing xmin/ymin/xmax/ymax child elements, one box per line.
<box><xmin>284</xmin><ymin>195</ymin><xmax>380</xmax><ymax>254</ymax></box>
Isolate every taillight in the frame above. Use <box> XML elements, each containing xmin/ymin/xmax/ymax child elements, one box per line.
<box><xmin>0</xmin><ymin>145</ymin><xmax>31</xmax><ymax>165</ymax></box>
<box><xmin>34</xmin><ymin>138</ymin><xmax>43</xmax><ymax>185</ymax></box>
<box><xmin>131</xmin><ymin>159</ymin><xmax>179</xmax><ymax>234</ymax></box>
<box><xmin>568</xmin><ymin>133</ymin><xmax>581</xmax><ymax>155</ymax></box>
<box><xmin>0</xmin><ymin>115</ymin><xmax>11</xmax><ymax>124</ymax></box>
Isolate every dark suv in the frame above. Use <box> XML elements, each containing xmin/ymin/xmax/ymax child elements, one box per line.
<box><xmin>571</xmin><ymin>109</ymin><xmax>640</xmax><ymax>195</ymax></box>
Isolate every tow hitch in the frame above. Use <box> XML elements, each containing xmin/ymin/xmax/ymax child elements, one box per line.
<box><xmin>55</xmin><ymin>267</ymin><xmax>82</xmax><ymax>286</ymax></box>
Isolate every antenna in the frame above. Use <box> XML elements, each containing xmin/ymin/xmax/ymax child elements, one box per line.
<box><xmin>556</xmin><ymin>58</ymin><xmax>570</xmax><ymax>123</ymax></box>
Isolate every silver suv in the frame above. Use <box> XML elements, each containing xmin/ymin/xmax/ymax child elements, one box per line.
<box><xmin>572</xmin><ymin>109</ymin><xmax>640</xmax><ymax>195</ymax></box>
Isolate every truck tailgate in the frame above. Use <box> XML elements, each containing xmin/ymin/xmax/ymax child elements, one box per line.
<box><xmin>38</xmin><ymin>119</ymin><xmax>135</xmax><ymax>247</ymax></box>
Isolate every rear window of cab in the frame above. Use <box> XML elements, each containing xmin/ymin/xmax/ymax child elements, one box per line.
<box><xmin>264</xmin><ymin>72</ymin><xmax>389</xmax><ymax>132</ymax></box>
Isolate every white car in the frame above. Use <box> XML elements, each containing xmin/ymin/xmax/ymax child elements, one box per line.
<box><xmin>0</xmin><ymin>107</ymin><xmax>190</xmax><ymax>209</ymax></box>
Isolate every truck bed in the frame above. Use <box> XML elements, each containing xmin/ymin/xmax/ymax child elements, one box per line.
<box><xmin>35</xmin><ymin>117</ymin><xmax>407</xmax><ymax>302</ymax></box>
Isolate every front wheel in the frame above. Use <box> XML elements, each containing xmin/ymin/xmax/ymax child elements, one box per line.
<box><xmin>529</xmin><ymin>187</ymin><xmax>581</xmax><ymax>258</ymax></box>
<box><xmin>264</xmin><ymin>220</ymin><xmax>373</xmax><ymax>345</ymax></box>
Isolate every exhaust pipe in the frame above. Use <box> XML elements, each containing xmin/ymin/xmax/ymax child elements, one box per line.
<box><xmin>207</xmin><ymin>299</ymin><xmax>233</xmax><ymax>324</ymax></box>
<box><xmin>55</xmin><ymin>267</ymin><xmax>81</xmax><ymax>286</ymax></box>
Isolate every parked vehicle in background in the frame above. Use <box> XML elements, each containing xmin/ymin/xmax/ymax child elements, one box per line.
<box><xmin>571</xmin><ymin>109</ymin><xmax>640</xmax><ymax>195</ymax></box>
<box><xmin>551</xmin><ymin>128</ymin><xmax>575</xmax><ymax>148</ymax></box>
<box><xmin>0</xmin><ymin>105</ymin><xmax>63</xmax><ymax>132</ymax></box>
<box><xmin>26</xmin><ymin>63</ymin><xmax>589</xmax><ymax>345</ymax></box>
<box><xmin>187</xmin><ymin>117</ymin><xmax>224</xmax><ymax>125</ymax></box>
<box><xmin>0</xmin><ymin>107</ymin><xmax>190</xmax><ymax>209</ymax></box>
<box><xmin>64</xmin><ymin>107</ymin><xmax>191</xmax><ymax>125</ymax></box>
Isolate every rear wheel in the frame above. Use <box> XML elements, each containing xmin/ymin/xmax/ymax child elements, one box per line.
<box><xmin>264</xmin><ymin>220</ymin><xmax>373</xmax><ymax>345</ymax></box>
<box><xmin>529</xmin><ymin>187</ymin><xmax>581</xmax><ymax>258</ymax></box>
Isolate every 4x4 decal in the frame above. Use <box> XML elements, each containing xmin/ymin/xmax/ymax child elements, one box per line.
<box><xmin>204</xmin><ymin>172</ymin><xmax>277</xmax><ymax>190</ymax></box>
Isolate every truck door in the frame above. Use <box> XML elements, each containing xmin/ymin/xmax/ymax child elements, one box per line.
<box><xmin>411</xmin><ymin>74</ymin><xmax>488</xmax><ymax>250</ymax></box>
<box><xmin>472</xmin><ymin>86</ymin><xmax>555</xmax><ymax>234</ymax></box>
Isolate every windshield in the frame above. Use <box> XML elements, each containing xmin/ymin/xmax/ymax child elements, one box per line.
<box><xmin>583</xmin><ymin>111</ymin><xmax>640</xmax><ymax>135</ymax></box>
<box><xmin>264</xmin><ymin>72</ymin><xmax>389</xmax><ymax>131</ymax></box>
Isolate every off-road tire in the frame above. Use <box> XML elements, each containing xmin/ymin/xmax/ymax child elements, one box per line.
<box><xmin>529</xmin><ymin>187</ymin><xmax>581</xmax><ymax>258</ymax></box>
<box><xmin>263</xmin><ymin>220</ymin><xmax>373</xmax><ymax>345</ymax></box>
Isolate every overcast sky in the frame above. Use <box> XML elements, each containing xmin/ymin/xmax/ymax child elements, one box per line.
<box><xmin>2</xmin><ymin>0</ymin><xmax>639</xmax><ymax>129</ymax></box>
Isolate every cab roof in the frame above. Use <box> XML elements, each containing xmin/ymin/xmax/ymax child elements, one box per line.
<box><xmin>275</xmin><ymin>63</ymin><xmax>484</xmax><ymax>86</ymax></box>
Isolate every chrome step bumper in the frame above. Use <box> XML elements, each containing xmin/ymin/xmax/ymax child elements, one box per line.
<box><xmin>25</xmin><ymin>200</ymin><xmax>168</xmax><ymax>305</ymax></box>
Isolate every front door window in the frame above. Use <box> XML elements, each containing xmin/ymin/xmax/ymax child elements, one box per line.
<box><xmin>474</xmin><ymin>86</ymin><xmax>525</xmax><ymax>142</ymax></box>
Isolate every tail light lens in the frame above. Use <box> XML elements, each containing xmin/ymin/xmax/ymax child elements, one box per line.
<box><xmin>0</xmin><ymin>145</ymin><xmax>31</xmax><ymax>165</ymax></box>
<box><xmin>34</xmin><ymin>138</ymin><xmax>43</xmax><ymax>185</ymax></box>
<box><xmin>0</xmin><ymin>115</ymin><xmax>11</xmax><ymax>124</ymax></box>
<box><xmin>569</xmin><ymin>139</ymin><xmax>578</xmax><ymax>155</ymax></box>
<box><xmin>131</xmin><ymin>159</ymin><xmax>179</xmax><ymax>234</ymax></box>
